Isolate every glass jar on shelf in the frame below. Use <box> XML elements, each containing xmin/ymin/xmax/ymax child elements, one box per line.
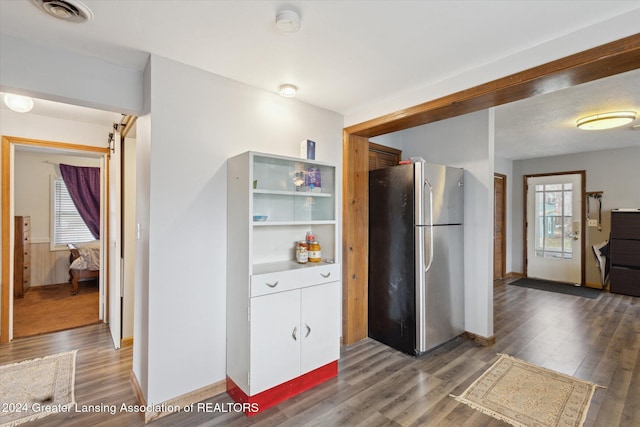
<box><xmin>308</xmin><ymin>241</ymin><xmax>321</xmax><ymax>263</ymax></box>
<box><xmin>296</xmin><ymin>241</ymin><xmax>308</xmax><ymax>264</ymax></box>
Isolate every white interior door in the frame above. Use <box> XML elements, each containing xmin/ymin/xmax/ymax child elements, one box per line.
<box><xmin>526</xmin><ymin>174</ymin><xmax>582</xmax><ymax>284</ymax></box>
<box><xmin>108</xmin><ymin>130</ymin><xmax>122</xmax><ymax>349</ymax></box>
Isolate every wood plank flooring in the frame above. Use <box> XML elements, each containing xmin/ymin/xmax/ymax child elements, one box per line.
<box><xmin>12</xmin><ymin>281</ymin><xmax>99</xmax><ymax>338</ymax></box>
<box><xmin>1</xmin><ymin>278</ymin><xmax>638</xmax><ymax>426</ymax></box>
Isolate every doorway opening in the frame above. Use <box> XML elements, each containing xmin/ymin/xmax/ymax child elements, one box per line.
<box><xmin>1</xmin><ymin>136</ymin><xmax>109</xmax><ymax>344</ymax></box>
<box><xmin>524</xmin><ymin>171</ymin><xmax>586</xmax><ymax>285</ymax></box>
<box><xmin>341</xmin><ymin>34</ymin><xmax>638</xmax><ymax>345</ymax></box>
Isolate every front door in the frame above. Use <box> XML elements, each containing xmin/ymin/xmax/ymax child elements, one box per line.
<box><xmin>526</xmin><ymin>173</ymin><xmax>583</xmax><ymax>284</ymax></box>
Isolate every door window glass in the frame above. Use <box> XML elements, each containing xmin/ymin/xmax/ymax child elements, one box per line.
<box><xmin>534</xmin><ymin>183</ymin><xmax>573</xmax><ymax>259</ymax></box>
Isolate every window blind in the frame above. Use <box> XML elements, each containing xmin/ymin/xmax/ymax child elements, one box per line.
<box><xmin>53</xmin><ymin>177</ymin><xmax>94</xmax><ymax>245</ymax></box>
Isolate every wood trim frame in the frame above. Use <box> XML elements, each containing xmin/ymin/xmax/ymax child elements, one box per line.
<box><xmin>522</xmin><ymin>170</ymin><xmax>587</xmax><ymax>285</ymax></box>
<box><xmin>494</xmin><ymin>173</ymin><xmax>507</xmax><ymax>280</ymax></box>
<box><xmin>342</xmin><ymin>33</ymin><xmax>640</xmax><ymax>345</ymax></box>
<box><xmin>1</xmin><ymin>136</ymin><xmax>109</xmax><ymax>344</ymax></box>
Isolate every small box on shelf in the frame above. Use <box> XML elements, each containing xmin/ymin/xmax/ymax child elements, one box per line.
<box><xmin>300</xmin><ymin>139</ymin><xmax>316</xmax><ymax>160</ymax></box>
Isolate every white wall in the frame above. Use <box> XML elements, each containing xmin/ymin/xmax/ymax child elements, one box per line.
<box><xmin>0</xmin><ymin>108</ymin><xmax>110</xmax><ymax>147</ymax></box>
<box><xmin>0</xmin><ymin>34</ymin><xmax>143</xmax><ymax>115</ymax></box>
<box><xmin>512</xmin><ymin>146</ymin><xmax>640</xmax><ymax>285</ymax></box>
<box><xmin>380</xmin><ymin>110</ymin><xmax>495</xmax><ymax>340</ymax></box>
<box><xmin>136</xmin><ymin>54</ymin><xmax>343</xmax><ymax>405</ymax></box>
<box><xmin>369</xmin><ymin>133</ymin><xmax>404</xmax><ymax>152</ymax></box>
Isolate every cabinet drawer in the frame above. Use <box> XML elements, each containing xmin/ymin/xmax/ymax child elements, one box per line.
<box><xmin>610</xmin><ymin>267</ymin><xmax>640</xmax><ymax>297</ymax></box>
<box><xmin>611</xmin><ymin>239</ymin><xmax>640</xmax><ymax>268</ymax></box>
<box><xmin>251</xmin><ymin>264</ymin><xmax>339</xmax><ymax>297</ymax></box>
<box><xmin>611</xmin><ymin>211</ymin><xmax>640</xmax><ymax>240</ymax></box>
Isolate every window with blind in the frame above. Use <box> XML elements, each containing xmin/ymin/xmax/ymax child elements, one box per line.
<box><xmin>52</xmin><ymin>177</ymin><xmax>94</xmax><ymax>247</ymax></box>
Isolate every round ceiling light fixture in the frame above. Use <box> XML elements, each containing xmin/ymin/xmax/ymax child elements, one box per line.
<box><xmin>3</xmin><ymin>94</ymin><xmax>34</xmax><ymax>113</ymax></box>
<box><xmin>279</xmin><ymin>84</ymin><xmax>298</xmax><ymax>97</ymax></box>
<box><xmin>576</xmin><ymin>111</ymin><xmax>637</xmax><ymax>130</ymax></box>
<box><xmin>275</xmin><ymin>9</ymin><xmax>301</xmax><ymax>33</ymax></box>
<box><xmin>32</xmin><ymin>0</ymin><xmax>94</xmax><ymax>23</ymax></box>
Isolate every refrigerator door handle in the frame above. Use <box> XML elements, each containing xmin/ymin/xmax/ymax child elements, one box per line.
<box><xmin>424</xmin><ymin>178</ymin><xmax>434</xmax><ymax>273</ymax></box>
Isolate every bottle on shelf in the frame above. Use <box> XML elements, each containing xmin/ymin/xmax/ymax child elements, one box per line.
<box><xmin>305</xmin><ymin>231</ymin><xmax>315</xmax><ymax>246</ymax></box>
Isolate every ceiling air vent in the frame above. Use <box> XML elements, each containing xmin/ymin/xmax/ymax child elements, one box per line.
<box><xmin>32</xmin><ymin>0</ymin><xmax>93</xmax><ymax>23</ymax></box>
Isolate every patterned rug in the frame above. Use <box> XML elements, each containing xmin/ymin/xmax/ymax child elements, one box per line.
<box><xmin>0</xmin><ymin>350</ymin><xmax>77</xmax><ymax>426</ymax></box>
<box><xmin>452</xmin><ymin>354</ymin><xmax>602</xmax><ymax>427</ymax></box>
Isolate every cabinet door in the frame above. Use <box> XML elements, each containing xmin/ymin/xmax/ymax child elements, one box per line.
<box><xmin>300</xmin><ymin>282</ymin><xmax>341</xmax><ymax>374</ymax></box>
<box><xmin>250</xmin><ymin>291</ymin><xmax>301</xmax><ymax>394</ymax></box>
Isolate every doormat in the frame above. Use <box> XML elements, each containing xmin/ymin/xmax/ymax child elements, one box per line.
<box><xmin>509</xmin><ymin>278</ymin><xmax>601</xmax><ymax>299</ymax></box>
<box><xmin>451</xmin><ymin>354</ymin><xmax>603</xmax><ymax>427</ymax></box>
<box><xmin>0</xmin><ymin>350</ymin><xmax>77</xmax><ymax>426</ymax></box>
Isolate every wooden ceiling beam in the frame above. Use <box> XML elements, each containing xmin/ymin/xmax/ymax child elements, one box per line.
<box><xmin>346</xmin><ymin>33</ymin><xmax>640</xmax><ymax>138</ymax></box>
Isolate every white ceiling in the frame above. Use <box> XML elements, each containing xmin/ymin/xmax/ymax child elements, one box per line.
<box><xmin>1</xmin><ymin>1</ymin><xmax>639</xmax><ymax>160</ymax></box>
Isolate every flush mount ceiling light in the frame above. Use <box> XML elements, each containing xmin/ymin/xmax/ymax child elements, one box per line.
<box><xmin>279</xmin><ymin>84</ymin><xmax>298</xmax><ymax>97</ymax></box>
<box><xmin>3</xmin><ymin>94</ymin><xmax>34</xmax><ymax>113</ymax></box>
<box><xmin>32</xmin><ymin>0</ymin><xmax>94</xmax><ymax>23</ymax></box>
<box><xmin>275</xmin><ymin>9</ymin><xmax>301</xmax><ymax>33</ymax></box>
<box><xmin>576</xmin><ymin>111</ymin><xmax>637</xmax><ymax>130</ymax></box>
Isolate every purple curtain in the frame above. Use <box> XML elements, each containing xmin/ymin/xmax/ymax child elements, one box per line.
<box><xmin>59</xmin><ymin>164</ymin><xmax>100</xmax><ymax>239</ymax></box>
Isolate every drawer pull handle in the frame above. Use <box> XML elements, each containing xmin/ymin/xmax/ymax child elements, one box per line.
<box><xmin>305</xmin><ymin>324</ymin><xmax>311</xmax><ymax>338</ymax></box>
<box><xmin>292</xmin><ymin>327</ymin><xmax>297</xmax><ymax>341</ymax></box>
<box><xmin>321</xmin><ymin>272</ymin><xmax>331</xmax><ymax>278</ymax></box>
<box><xmin>265</xmin><ymin>281</ymin><xmax>279</xmax><ymax>288</ymax></box>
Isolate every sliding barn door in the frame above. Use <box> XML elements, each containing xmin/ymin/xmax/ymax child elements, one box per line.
<box><xmin>108</xmin><ymin>130</ymin><xmax>122</xmax><ymax>349</ymax></box>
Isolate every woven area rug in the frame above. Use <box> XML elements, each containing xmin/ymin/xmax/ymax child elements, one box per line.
<box><xmin>0</xmin><ymin>350</ymin><xmax>77</xmax><ymax>427</ymax></box>
<box><xmin>452</xmin><ymin>354</ymin><xmax>602</xmax><ymax>427</ymax></box>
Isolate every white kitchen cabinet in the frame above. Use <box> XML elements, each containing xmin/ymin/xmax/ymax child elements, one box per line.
<box><xmin>249</xmin><ymin>290</ymin><xmax>301</xmax><ymax>394</ymax></box>
<box><xmin>249</xmin><ymin>281</ymin><xmax>340</xmax><ymax>394</ymax></box>
<box><xmin>226</xmin><ymin>151</ymin><xmax>340</xmax><ymax>415</ymax></box>
<box><xmin>300</xmin><ymin>281</ymin><xmax>341</xmax><ymax>374</ymax></box>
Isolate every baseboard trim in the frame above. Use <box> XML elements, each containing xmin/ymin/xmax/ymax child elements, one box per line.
<box><xmin>504</xmin><ymin>272</ymin><xmax>524</xmax><ymax>279</ymax></box>
<box><xmin>121</xmin><ymin>336</ymin><xmax>133</xmax><ymax>347</ymax></box>
<box><xmin>129</xmin><ymin>371</ymin><xmax>146</xmax><ymax>423</ymax></box>
<box><xmin>129</xmin><ymin>370</ymin><xmax>226</xmax><ymax>423</ymax></box>
<box><xmin>463</xmin><ymin>331</ymin><xmax>496</xmax><ymax>347</ymax></box>
<box><xmin>585</xmin><ymin>282</ymin><xmax>607</xmax><ymax>290</ymax></box>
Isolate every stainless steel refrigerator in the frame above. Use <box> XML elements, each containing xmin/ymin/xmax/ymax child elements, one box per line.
<box><xmin>368</xmin><ymin>160</ymin><xmax>464</xmax><ymax>356</ymax></box>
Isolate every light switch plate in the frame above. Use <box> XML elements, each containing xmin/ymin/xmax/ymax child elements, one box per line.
<box><xmin>588</xmin><ymin>219</ymin><xmax>598</xmax><ymax>227</ymax></box>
